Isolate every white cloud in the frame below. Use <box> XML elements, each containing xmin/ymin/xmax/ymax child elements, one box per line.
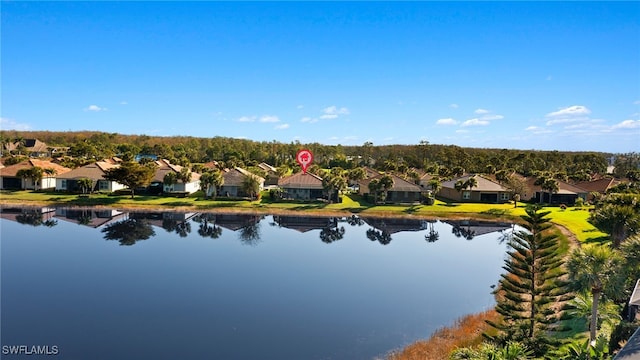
<box><xmin>237</xmin><ymin>116</ymin><xmax>257</xmax><ymax>122</ymax></box>
<box><xmin>474</xmin><ymin>108</ymin><xmax>489</xmax><ymax>114</ymax></box>
<box><xmin>633</xmin><ymin>100</ymin><xmax>640</xmax><ymax>105</ymax></box>
<box><xmin>546</xmin><ymin>75</ymin><xmax>553</xmax><ymax>81</ymax></box>
<box><xmin>525</xmin><ymin>125</ymin><xmax>553</xmax><ymax>134</ymax></box>
<box><xmin>260</xmin><ymin>115</ymin><xmax>280</xmax><ymax>123</ymax></box>
<box><xmin>84</xmin><ymin>104</ymin><xmax>107</xmax><ymax>112</ymax></box>
<box><xmin>275</xmin><ymin>123</ymin><xmax>290</xmax><ymax>130</ymax></box>
<box><xmin>300</xmin><ymin>117</ymin><xmax>318</xmax><ymax>123</ymax></box>
<box><xmin>436</xmin><ymin>118</ymin><xmax>458</xmax><ymax>125</ymax></box>
<box><xmin>320</xmin><ymin>114</ymin><xmax>339</xmax><ymax>120</ymax></box>
<box><xmin>612</xmin><ymin>119</ymin><xmax>640</xmax><ymax>129</ymax></box>
<box><xmin>120</xmin><ymin>101</ymin><xmax>128</xmax><ymax>105</ymax></box>
<box><xmin>546</xmin><ymin>105</ymin><xmax>591</xmax><ymax>118</ymax></box>
<box><xmin>297</xmin><ymin>105</ymin><xmax>304</xmax><ymax>109</ymax></box>
<box><xmin>455</xmin><ymin>129</ymin><xmax>470</xmax><ymax>133</ymax></box>
<box><xmin>461</xmin><ymin>118</ymin><xmax>489</xmax><ymax>126</ymax></box>
<box><xmin>481</xmin><ymin>114</ymin><xmax>504</xmax><ymax>121</ymax></box>
<box><xmin>0</xmin><ymin>117</ymin><xmax>31</xmax><ymax>131</ymax></box>
<box><xmin>323</xmin><ymin>105</ymin><xmax>349</xmax><ymax>116</ymax></box>
<box><xmin>449</xmin><ymin>103</ymin><xmax>459</xmax><ymax>109</ymax></box>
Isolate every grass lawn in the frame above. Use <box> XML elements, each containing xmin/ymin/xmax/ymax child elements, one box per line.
<box><xmin>0</xmin><ymin>190</ymin><xmax>610</xmax><ymax>243</ymax></box>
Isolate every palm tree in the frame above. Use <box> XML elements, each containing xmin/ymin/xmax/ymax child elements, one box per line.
<box><xmin>241</xmin><ymin>174</ymin><xmax>260</xmax><ymax>199</ymax></box>
<box><xmin>368</xmin><ymin>179</ymin><xmax>380</xmax><ymax>204</ymax></box>
<box><xmin>163</xmin><ymin>172</ymin><xmax>178</xmax><ymax>192</ymax></box>
<box><xmin>378</xmin><ymin>175</ymin><xmax>394</xmax><ymax>203</ymax></box>
<box><xmin>428</xmin><ymin>178</ymin><xmax>442</xmax><ymax>194</ymax></box>
<box><xmin>16</xmin><ymin>167</ymin><xmax>43</xmax><ymax>190</ymax></box>
<box><xmin>200</xmin><ymin>169</ymin><xmax>224</xmax><ymax>199</ymax></box>
<box><xmin>77</xmin><ymin>177</ymin><xmax>94</xmax><ymax>194</ymax></box>
<box><xmin>567</xmin><ymin>245</ymin><xmax>625</xmax><ymax>342</ymax></box>
<box><xmin>178</xmin><ymin>167</ymin><xmax>192</xmax><ymax>184</ymax></box>
<box><xmin>591</xmin><ymin>204</ymin><xmax>640</xmax><ymax>248</ymax></box>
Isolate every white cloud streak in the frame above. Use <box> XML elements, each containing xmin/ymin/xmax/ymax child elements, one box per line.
<box><xmin>436</xmin><ymin>118</ymin><xmax>458</xmax><ymax>125</ymax></box>
<box><xmin>612</xmin><ymin>119</ymin><xmax>640</xmax><ymax>129</ymax></box>
<box><xmin>84</xmin><ymin>104</ymin><xmax>107</xmax><ymax>112</ymax></box>
<box><xmin>260</xmin><ymin>115</ymin><xmax>280</xmax><ymax>123</ymax></box>
<box><xmin>546</xmin><ymin>105</ymin><xmax>591</xmax><ymax>118</ymax></box>
<box><xmin>275</xmin><ymin>123</ymin><xmax>290</xmax><ymax>130</ymax></box>
<box><xmin>0</xmin><ymin>117</ymin><xmax>31</xmax><ymax>131</ymax></box>
<box><xmin>461</xmin><ymin>118</ymin><xmax>490</xmax><ymax>126</ymax></box>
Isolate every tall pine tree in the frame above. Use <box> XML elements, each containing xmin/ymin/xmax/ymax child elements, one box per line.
<box><xmin>485</xmin><ymin>205</ymin><xmax>572</xmax><ymax>356</ymax></box>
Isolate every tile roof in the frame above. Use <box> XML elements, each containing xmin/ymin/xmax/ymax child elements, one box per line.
<box><xmin>221</xmin><ymin>168</ymin><xmax>263</xmax><ymax>186</ymax></box>
<box><xmin>56</xmin><ymin>161</ymin><xmax>118</xmax><ymax>181</ymax></box>
<box><xmin>441</xmin><ymin>175</ymin><xmax>508</xmax><ymax>192</ymax></box>
<box><xmin>0</xmin><ymin>159</ymin><xmax>71</xmax><ymax>177</ymax></box>
<box><xmin>279</xmin><ymin>172</ymin><xmax>324</xmax><ymax>189</ymax></box>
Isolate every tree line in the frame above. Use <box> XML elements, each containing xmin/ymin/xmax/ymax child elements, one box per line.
<box><xmin>4</xmin><ymin>130</ymin><xmax>638</xmax><ymax>180</ymax></box>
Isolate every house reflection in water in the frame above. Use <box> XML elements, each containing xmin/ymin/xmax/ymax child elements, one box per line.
<box><xmin>443</xmin><ymin>220</ymin><xmax>513</xmax><ymax>241</ymax></box>
<box><xmin>55</xmin><ymin>208</ymin><xmax>126</xmax><ymax>228</ymax></box>
<box><xmin>273</xmin><ymin>215</ymin><xmax>344</xmax><ymax>244</ymax></box>
<box><xmin>273</xmin><ymin>215</ymin><xmax>337</xmax><ymax>233</ymax></box>
<box><xmin>0</xmin><ymin>207</ymin><xmax>58</xmax><ymax>227</ymax></box>
<box><xmin>128</xmin><ymin>211</ymin><xmax>197</xmax><ymax>237</ymax></box>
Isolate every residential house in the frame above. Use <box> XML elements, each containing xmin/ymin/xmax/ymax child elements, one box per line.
<box><xmin>0</xmin><ymin>159</ymin><xmax>71</xmax><ymax>190</ymax></box>
<box><xmin>358</xmin><ymin>173</ymin><xmax>423</xmax><ymax>203</ymax></box>
<box><xmin>257</xmin><ymin>162</ymin><xmax>279</xmax><ymax>186</ymax></box>
<box><xmin>3</xmin><ymin>139</ymin><xmax>50</xmax><ymax>157</ymax></box>
<box><xmin>278</xmin><ymin>172</ymin><xmax>325</xmax><ymax>201</ymax></box>
<box><xmin>55</xmin><ymin>161</ymin><xmax>126</xmax><ymax>193</ymax></box>
<box><xmin>439</xmin><ymin>175</ymin><xmax>512</xmax><ymax>203</ymax></box>
<box><xmin>523</xmin><ymin>177</ymin><xmax>589</xmax><ymax>205</ymax></box>
<box><xmin>152</xmin><ymin>159</ymin><xmax>202</xmax><ymax>194</ymax></box>
<box><xmin>219</xmin><ymin>167</ymin><xmax>264</xmax><ymax>198</ymax></box>
<box><xmin>575</xmin><ymin>177</ymin><xmax>618</xmax><ymax>202</ymax></box>
<box><xmin>419</xmin><ymin>173</ymin><xmax>436</xmax><ymax>190</ymax></box>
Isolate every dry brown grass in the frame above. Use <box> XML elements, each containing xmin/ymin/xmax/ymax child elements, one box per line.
<box><xmin>386</xmin><ymin>310</ymin><xmax>499</xmax><ymax>360</ymax></box>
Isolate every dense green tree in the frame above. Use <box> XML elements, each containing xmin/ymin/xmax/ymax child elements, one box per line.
<box><xmin>591</xmin><ymin>203</ymin><xmax>640</xmax><ymax>247</ymax></box>
<box><xmin>378</xmin><ymin>175</ymin><xmax>394</xmax><ymax>203</ymax></box>
<box><xmin>567</xmin><ymin>245</ymin><xmax>625</xmax><ymax>342</ymax></box>
<box><xmin>485</xmin><ymin>206</ymin><xmax>571</xmax><ymax>356</ymax></box>
<box><xmin>103</xmin><ymin>161</ymin><xmax>156</xmax><ymax>198</ymax></box>
<box><xmin>450</xmin><ymin>341</ymin><xmax>532</xmax><ymax>360</ymax></box>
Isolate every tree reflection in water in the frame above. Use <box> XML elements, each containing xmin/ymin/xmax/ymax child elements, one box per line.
<box><xmin>239</xmin><ymin>219</ymin><xmax>261</xmax><ymax>246</ymax></box>
<box><xmin>345</xmin><ymin>215</ymin><xmax>364</xmax><ymax>227</ymax></box>
<box><xmin>366</xmin><ymin>228</ymin><xmax>392</xmax><ymax>245</ymax></box>
<box><xmin>425</xmin><ymin>220</ymin><xmax>439</xmax><ymax>243</ymax></box>
<box><xmin>319</xmin><ymin>223</ymin><xmax>345</xmax><ymax>244</ymax></box>
<box><xmin>192</xmin><ymin>214</ymin><xmax>223</xmax><ymax>239</ymax></box>
<box><xmin>102</xmin><ymin>218</ymin><xmax>155</xmax><ymax>246</ymax></box>
<box><xmin>16</xmin><ymin>210</ymin><xmax>57</xmax><ymax>227</ymax></box>
<box><xmin>162</xmin><ymin>218</ymin><xmax>192</xmax><ymax>238</ymax></box>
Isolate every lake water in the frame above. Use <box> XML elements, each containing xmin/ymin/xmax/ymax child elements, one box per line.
<box><xmin>1</xmin><ymin>207</ymin><xmax>515</xmax><ymax>360</ymax></box>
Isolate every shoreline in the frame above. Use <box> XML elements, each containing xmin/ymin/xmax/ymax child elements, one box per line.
<box><xmin>0</xmin><ymin>198</ymin><xmax>582</xmax><ymax>245</ymax></box>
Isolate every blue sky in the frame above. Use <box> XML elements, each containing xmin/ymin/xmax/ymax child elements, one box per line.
<box><xmin>2</xmin><ymin>1</ymin><xmax>639</xmax><ymax>153</ymax></box>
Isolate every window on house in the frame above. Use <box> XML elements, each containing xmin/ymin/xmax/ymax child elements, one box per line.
<box><xmin>99</xmin><ymin>181</ymin><xmax>108</xmax><ymax>190</ymax></box>
<box><xmin>61</xmin><ymin>179</ymin><xmax>67</xmax><ymax>189</ymax></box>
<box><xmin>462</xmin><ymin>191</ymin><xmax>471</xmax><ymax>200</ymax></box>
<box><xmin>501</xmin><ymin>193</ymin><xmax>510</xmax><ymax>200</ymax></box>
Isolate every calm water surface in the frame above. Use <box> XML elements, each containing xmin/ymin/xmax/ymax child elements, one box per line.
<box><xmin>1</xmin><ymin>207</ymin><xmax>515</xmax><ymax>360</ymax></box>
